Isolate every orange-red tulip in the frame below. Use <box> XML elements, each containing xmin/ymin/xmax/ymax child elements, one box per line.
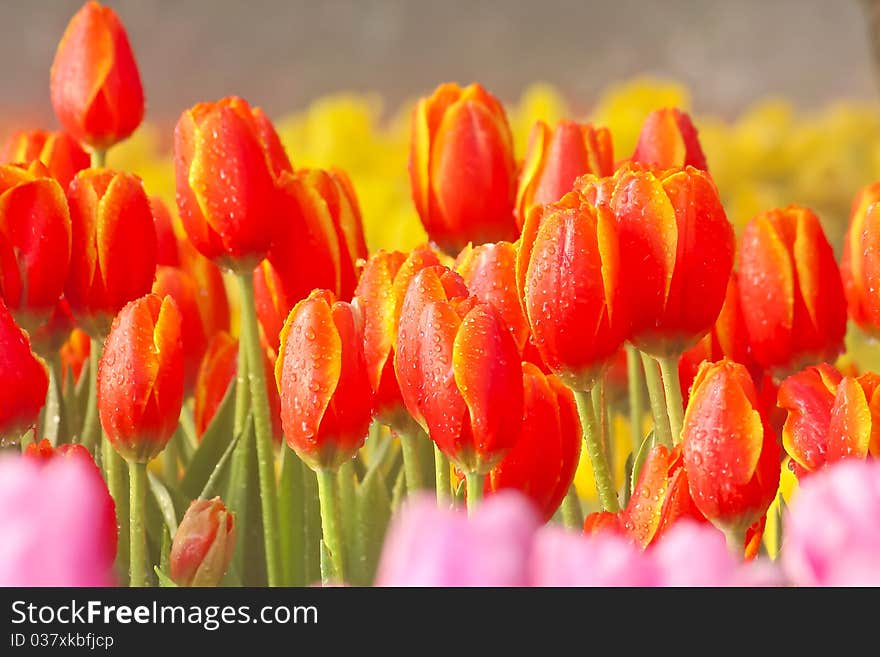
<box><xmin>841</xmin><ymin>182</ymin><xmax>880</xmax><ymax>336</ymax></box>
<box><xmin>170</xmin><ymin>497</ymin><xmax>237</xmax><ymax>587</ymax></box>
<box><xmin>515</xmin><ymin>120</ymin><xmax>614</xmax><ymax>228</ymax></box>
<box><xmin>276</xmin><ymin>289</ymin><xmax>373</xmax><ymax>470</ymax></box>
<box><xmin>0</xmin><ymin>162</ymin><xmax>71</xmax><ymax>334</ymax></box>
<box><xmin>631</xmin><ymin>107</ymin><xmax>708</xmax><ymax>171</ymax></box>
<box><xmin>0</xmin><ymin>298</ymin><xmax>49</xmax><ymax>442</ymax></box>
<box><xmin>409</xmin><ymin>82</ymin><xmax>517</xmax><ymax>254</ymax></box>
<box><xmin>516</xmin><ymin>192</ymin><xmax>625</xmax><ymax>391</ymax></box>
<box><xmin>581</xmin><ymin>165</ymin><xmax>734</xmax><ymax>356</ymax></box>
<box><xmin>682</xmin><ymin>360</ymin><xmax>780</xmax><ymax>534</ymax></box>
<box><xmin>738</xmin><ymin>206</ymin><xmax>846</xmax><ymax>375</ymax></box>
<box><xmin>65</xmin><ymin>168</ymin><xmax>157</xmax><ymax>337</ymax></box>
<box><xmin>778</xmin><ymin>363</ymin><xmax>878</xmax><ymax>477</ymax></box>
<box><xmin>98</xmin><ymin>294</ymin><xmax>184</xmax><ymax>463</ymax></box>
<box><xmin>50</xmin><ymin>1</ymin><xmax>144</xmax><ymax>151</ymax></box>
<box><xmin>174</xmin><ymin>97</ymin><xmax>289</xmax><ymax>270</ymax></box>
<box><xmin>60</xmin><ymin>327</ymin><xmax>90</xmax><ymax>391</ymax></box>
<box><xmin>486</xmin><ymin>363</ymin><xmax>581</xmax><ymax>520</ymax></box>
<box><xmin>152</xmin><ymin>266</ymin><xmax>206</xmax><ymax>394</ymax></box>
<box><xmin>151</xmin><ymin>196</ymin><xmax>181</xmax><ymax>267</ymax></box>
<box><xmin>395</xmin><ymin>266</ymin><xmax>522</xmax><ymax>473</ymax></box>
<box><xmin>193</xmin><ymin>331</ymin><xmax>282</xmax><ymax>442</ymax></box>
<box><xmin>1</xmin><ymin>129</ymin><xmax>90</xmax><ymax>188</ymax></box>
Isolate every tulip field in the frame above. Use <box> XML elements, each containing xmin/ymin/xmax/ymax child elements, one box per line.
<box><xmin>3</xmin><ymin>1</ymin><xmax>880</xmax><ymax>589</ymax></box>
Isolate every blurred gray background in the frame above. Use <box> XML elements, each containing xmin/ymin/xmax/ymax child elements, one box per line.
<box><xmin>1</xmin><ymin>0</ymin><xmax>877</xmax><ymax>128</ymax></box>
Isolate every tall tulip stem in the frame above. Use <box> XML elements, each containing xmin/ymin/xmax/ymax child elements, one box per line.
<box><xmin>625</xmin><ymin>344</ymin><xmax>645</xmax><ymax>452</ymax></box>
<box><xmin>44</xmin><ymin>354</ymin><xmax>67</xmax><ymax>445</ymax></box>
<box><xmin>723</xmin><ymin>524</ymin><xmax>747</xmax><ymax>559</ymax></box>
<box><xmin>397</xmin><ymin>429</ymin><xmax>424</xmax><ymax>493</ymax></box>
<box><xmin>465</xmin><ymin>472</ymin><xmax>483</xmax><ymax>515</ymax></box>
<box><xmin>80</xmin><ymin>337</ymin><xmax>103</xmax><ymax>453</ymax></box>
<box><xmin>433</xmin><ymin>443</ymin><xmax>451</xmax><ymax>506</ymax></box>
<box><xmin>91</xmin><ymin>149</ymin><xmax>106</xmax><ymax>168</ymax></box>
<box><xmin>316</xmin><ymin>467</ymin><xmax>346</xmax><ymax>584</ymax></box>
<box><xmin>656</xmin><ymin>354</ymin><xmax>685</xmax><ymax>445</ymax></box>
<box><xmin>573</xmin><ymin>389</ymin><xmax>619</xmax><ymax>512</ymax></box>
<box><xmin>128</xmin><ymin>460</ymin><xmax>147</xmax><ymax>587</ymax></box>
<box><xmin>640</xmin><ymin>351</ymin><xmax>672</xmax><ymax>447</ymax></box>
<box><xmin>235</xmin><ymin>272</ymin><xmax>281</xmax><ymax>587</ymax></box>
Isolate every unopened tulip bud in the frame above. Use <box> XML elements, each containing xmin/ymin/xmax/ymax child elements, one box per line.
<box><xmin>170</xmin><ymin>497</ymin><xmax>236</xmax><ymax>587</ymax></box>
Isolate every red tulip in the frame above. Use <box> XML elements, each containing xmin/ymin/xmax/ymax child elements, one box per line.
<box><xmin>516</xmin><ymin>191</ymin><xmax>625</xmax><ymax>391</ymax></box>
<box><xmin>193</xmin><ymin>331</ymin><xmax>282</xmax><ymax>442</ymax></box>
<box><xmin>409</xmin><ymin>82</ymin><xmax>517</xmax><ymax>254</ymax></box>
<box><xmin>841</xmin><ymin>182</ymin><xmax>880</xmax><ymax>336</ymax></box>
<box><xmin>60</xmin><ymin>327</ymin><xmax>90</xmax><ymax>391</ymax></box>
<box><xmin>65</xmin><ymin>168</ymin><xmax>157</xmax><ymax>337</ymax></box>
<box><xmin>1</xmin><ymin>129</ymin><xmax>90</xmax><ymax>188</ymax></box>
<box><xmin>778</xmin><ymin>363</ymin><xmax>878</xmax><ymax>476</ymax></box>
<box><xmin>682</xmin><ymin>360</ymin><xmax>780</xmax><ymax>534</ymax></box>
<box><xmin>0</xmin><ymin>298</ymin><xmax>49</xmax><ymax>442</ymax></box>
<box><xmin>516</xmin><ymin>120</ymin><xmax>614</xmax><ymax>228</ymax></box>
<box><xmin>98</xmin><ymin>294</ymin><xmax>184</xmax><ymax>463</ymax></box>
<box><xmin>739</xmin><ymin>206</ymin><xmax>846</xmax><ymax>375</ymax></box>
<box><xmin>151</xmin><ymin>196</ymin><xmax>181</xmax><ymax>267</ymax></box>
<box><xmin>395</xmin><ymin>266</ymin><xmax>523</xmax><ymax>473</ymax></box>
<box><xmin>174</xmin><ymin>96</ymin><xmax>290</xmax><ymax>270</ymax></box>
<box><xmin>486</xmin><ymin>363</ymin><xmax>581</xmax><ymax>520</ymax></box>
<box><xmin>170</xmin><ymin>497</ymin><xmax>237</xmax><ymax>587</ymax></box>
<box><xmin>0</xmin><ymin>162</ymin><xmax>71</xmax><ymax>335</ymax></box>
<box><xmin>152</xmin><ymin>266</ymin><xmax>207</xmax><ymax>394</ymax></box>
<box><xmin>24</xmin><ymin>438</ymin><xmax>118</xmax><ymax>561</ymax></box>
<box><xmin>631</xmin><ymin>107</ymin><xmax>707</xmax><ymax>171</ymax></box>
<box><xmin>50</xmin><ymin>1</ymin><xmax>144</xmax><ymax>151</ymax></box>
<box><xmin>276</xmin><ymin>289</ymin><xmax>373</xmax><ymax>470</ymax></box>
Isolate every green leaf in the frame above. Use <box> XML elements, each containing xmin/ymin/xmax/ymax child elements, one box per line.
<box><xmin>337</xmin><ymin>461</ymin><xmax>359</xmax><ymax>584</ymax></box>
<box><xmin>390</xmin><ymin>465</ymin><xmax>406</xmax><ymax>514</ymax></box>
<box><xmin>148</xmin><ymin>472</ymin><xmax>180</xmax><ymax>536</ymax></box>
<box><xmin>198</xmin><ymin>430</ymin><xmax>240</xmax><ymax>500</ymax></box>
<box><xmin>319</xmin><ymin>540</ymin><xmax>333</xmax><ymax>586</ymax></box>
<box><xmin>154</xmin><ymin>566</ymin><xmax>178</xmax><ymax>588</ymax></box>
<box><xmin>622</xmin><ymin>452</ymin><xmax>635</xmax><ymax>508</ymax></box>
<box><xmin>278</xmin><ymin>443</ymin><xmax>306</xmax><ymax>586</ymax></box>
<box><xmin>159</xmin><ymin>525</ymin><xmax>172</xmax><ymax>574</ymax></box>
<box><xmin>630</xmin><ymin>430</ymin><xmax>657</xmax><ymax>495</ymax></box>
<box><xmin>180</xmin><ymin>385</ymin><xmax>236</xmax><ymax>500</ymax></box>
<box><xmin>355</xmin><ymin>466</ymin><xmax>392</xmax><ymax>586</ymax></box>
<box><xmin>302</xmin><ymin>465</ymin><xmax>322</xmax><ymax>586</ymax></box>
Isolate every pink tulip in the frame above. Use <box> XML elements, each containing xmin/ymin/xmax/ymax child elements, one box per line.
<box><xmin>783</xmin><ymin>459</ymin><xmax>880</xmax><ymax>586</ymax></box>
<box><xmin>0</xmin><ymin>454</ymin><xmax>116</xmax><ymax>586</ymax></box>
<box><xmin>530</xmin><ymin>528</ymin><xmax>652</xmax><ymax>586</ymax></box>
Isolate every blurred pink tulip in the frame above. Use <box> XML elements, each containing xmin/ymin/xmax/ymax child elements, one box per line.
<box><xmin>783</xmin><ymin>459</ymin><xmax>880</xmax><ymax>586</ymax></box>
<box><xmin>0</xmin><ymin>454</ymin><xmax>116</xmax><ymax>586</ymax></box>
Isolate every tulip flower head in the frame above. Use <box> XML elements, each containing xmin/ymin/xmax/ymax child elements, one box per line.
<box><xmin>170</xmin><ymin>497</ymin><xmax>237</xmax><ymax>587</ymax></box>
<box><xmin>50</xmin><ymin>1</ymin><xmax>145</xmax><ymax>151</ymax></box>
<box><xmin>631</xmin><ymin>107</ymin><xmax>708</xmax><ymax>171</ymax></box>
<box><xmin>1</xmin><ymin>129</ymin><xmax>90</xmax><ymax>188</ymax></box>
<box><xmin>738</xmin><ymin>205</ymin><xmax>846</xmax><ymax>375</ymax></box>
<box><xmin>409</xmin><ymin>82</ymin><xmax>517</xmax><ymax>254</ymax></box>
<box><xmin>0</xmin><ymin>162</ymin><xmax>72</xmax><ymax>335</ymax></box>
<box><xmin>0</xmin><ymin>299</ymin><xmax>49</xmax><ymax>444</ymax></box>
<box><xmin>841</xmin><ymin>183</ymin><xmax>880</xmax><ymax>336</ymax></box>
<box><xmin>98</xmin><ymin>294</ymin><xmax>184</xmax><ymax>463</ymax></box>
<box><xmin>682</xmin><ymin>360</ymin><xmax>780</xmax><ymax>535</ymax></box>
<box><xmin>276</xmin><ymin>289</ymin><xmax>373</xmax><ymax>471</ymax></box>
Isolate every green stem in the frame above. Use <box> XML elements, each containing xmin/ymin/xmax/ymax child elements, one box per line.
<box><xmin>397</xmin><ymin>429</ymin><xmax>424</xmax><ymax>493</ymax></box>
<box><xmin>433</xmin><ymin>443</ymin><xmax>451</xmax><ymax>507</ymax></box>
<box><xmin>232</xmin><ymin>332</ymin><xmax>250</xmax><ymax>439</ymax></box>
<box><xmin>573</xmin><ymin>389</ymin><xmax>619</xmax><ymax>512</ymax></box>
<box><xmin>560</xmin><ymin>484</ymin><xmax>582</xmax><ymax>529</ymax></box>
<box><xmin>465</xmin><ymin>471</ymin><xmax>483</xmax><ymax>516</ymax></box>
<box><xmin>91</xmin><ymin>149</ymin><xmax>106</xmax><ymax>168</ymax></box>
<box><xmin>80</xmin><ymin>337</ymin><xmax>103</xmax><ymax>454</ymax></box>
<box><xmin>235</xmin><ymin>272</ymin><xmax>281</xmax><ymax>586</ymax></box>
<box><xmin>640</xmin><ymin>351</ymin><xmax>672</xmax><ymax>447</ymax></box>
<box><xmin>591</xmin><ymin>376</ymin><xmax>610</xmax><ymax>472</ymax></box>
<box><xmin>723</xmin><ymin>525</ymin><xmax>747</xmax><ymax>560</ymax></box>
<box><xmin>103</xmin><ymin>436</ymin><xmax>129</xmax><ymax>577</ymax></box>
<box><xmin>45</xmin><ymin>355</ymin><xmax>67</xmax><ymax>446</ymax></box>
<box><xmin>625</xmin><ymin>344</ymin><xmax>645</xmax><ymax>452</ymax></box>
<box><xmin>656</xmin><ymin>354</ymin><xmax>685</xmax><ymax>445</ymax></box>
<box><xmin>128</xmin><ymin>461</ymin><xmax>147</xmax><ymax>587</ymax></box>
<box><xmin>316</xmin><ymin>467</ymin><xmax>346</xmax><ymax>584</ymax></box>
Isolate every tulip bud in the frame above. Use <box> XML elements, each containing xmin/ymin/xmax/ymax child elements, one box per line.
<box><xmin>841</xmin><ymin>183</ymin><xmax>880</xmax><ymax>336</ymax></box>
<box><xmin>516</xmin><ymin>191</ymin><xmax>625</xmax><ymax>391</ymax></box>
<box><xmin>738</xmin><ymin>206</ymin><xmax>846</xmax><ymax>375</ymax></box>
<box><xmin>631</xmin><ymin>107</ymin><xmax>707</xmax><ymax>171</ymax></box>
<box><xmin>0</xmin><ymin>298</ymin><xmax>49</xmax><ymax>443</ymax></box>
<box><xmin>409</xmin><ymin>82</ymin><xmax>517</xmax><ymax>254</ymax></box>
<box><xmin>276</xmin><ymin>289</ymin><xmax>373</xmax><ymax>470</ymax></box>
<box><xmin>152</xmin><ymin>267</ymin><xmax>207</xmax><ymax>394</ymax></box>
<box><xmin>50</xmin><ymin>1</ymin><xmax>144</xmax><ymax>151</ymax></box>
<box><xmin>1</xmin><ymin>129</ymin><xmax>90</xmax><ymax>188</ymax></box>
<box><xmin>174</xmin><ymin>97</ymin><xmax>290</xmax><ymax>270</ymax></box>
<box><xmin>98</xmin><ymin>294</ymin><xmax>184</xmax><ymax>463</ymax></box>
<box><xmin>24</xmin><ymin>438</ymin><xmax>117</xmax><ymax>562</ymax></box>
<box><xmin>682</xmin><ymin>360</ymin><xmax>780</xmax><ymax>535</ymax></box>
<box><xmin>65</xmin><ymin>168</ymin><xmax>157</xmax><ymax>337</ymax></box>
<box><xmin>170</xmin><ymin>497</ymin><xmax>236</xmax><ymax>587</ymax></box>
<box><xmin>60</xmin><ymin>327</ymin><xmax>90</xmax><ymax>392</ymax></box>
<box><xmin>0</xmin><ymin>162</ymin><xmax>72</xmax><ymax>335</ymax></box>
<box><xmin>395</xmin><ymin>266</ymin><xmax>523</xmax><ymax>473</ymax></box>
<box><xmin>486</xmin><ymin>363</ymin><xmax>581</xmax><ymax>520</ymax></box>
<box><xmin>778</xmin><ymin>363</ymin><xmax>877</xmax><ymax>476</ymax></box>
<box><xmin>194</xmin><ymin>331</ymin><xmax>282</xmax><ymax>441</ymax></box>
<box><xmin>516</xmin><ymin>120</ymin><xmax>614</xmax><ymax>228</ymax></box>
